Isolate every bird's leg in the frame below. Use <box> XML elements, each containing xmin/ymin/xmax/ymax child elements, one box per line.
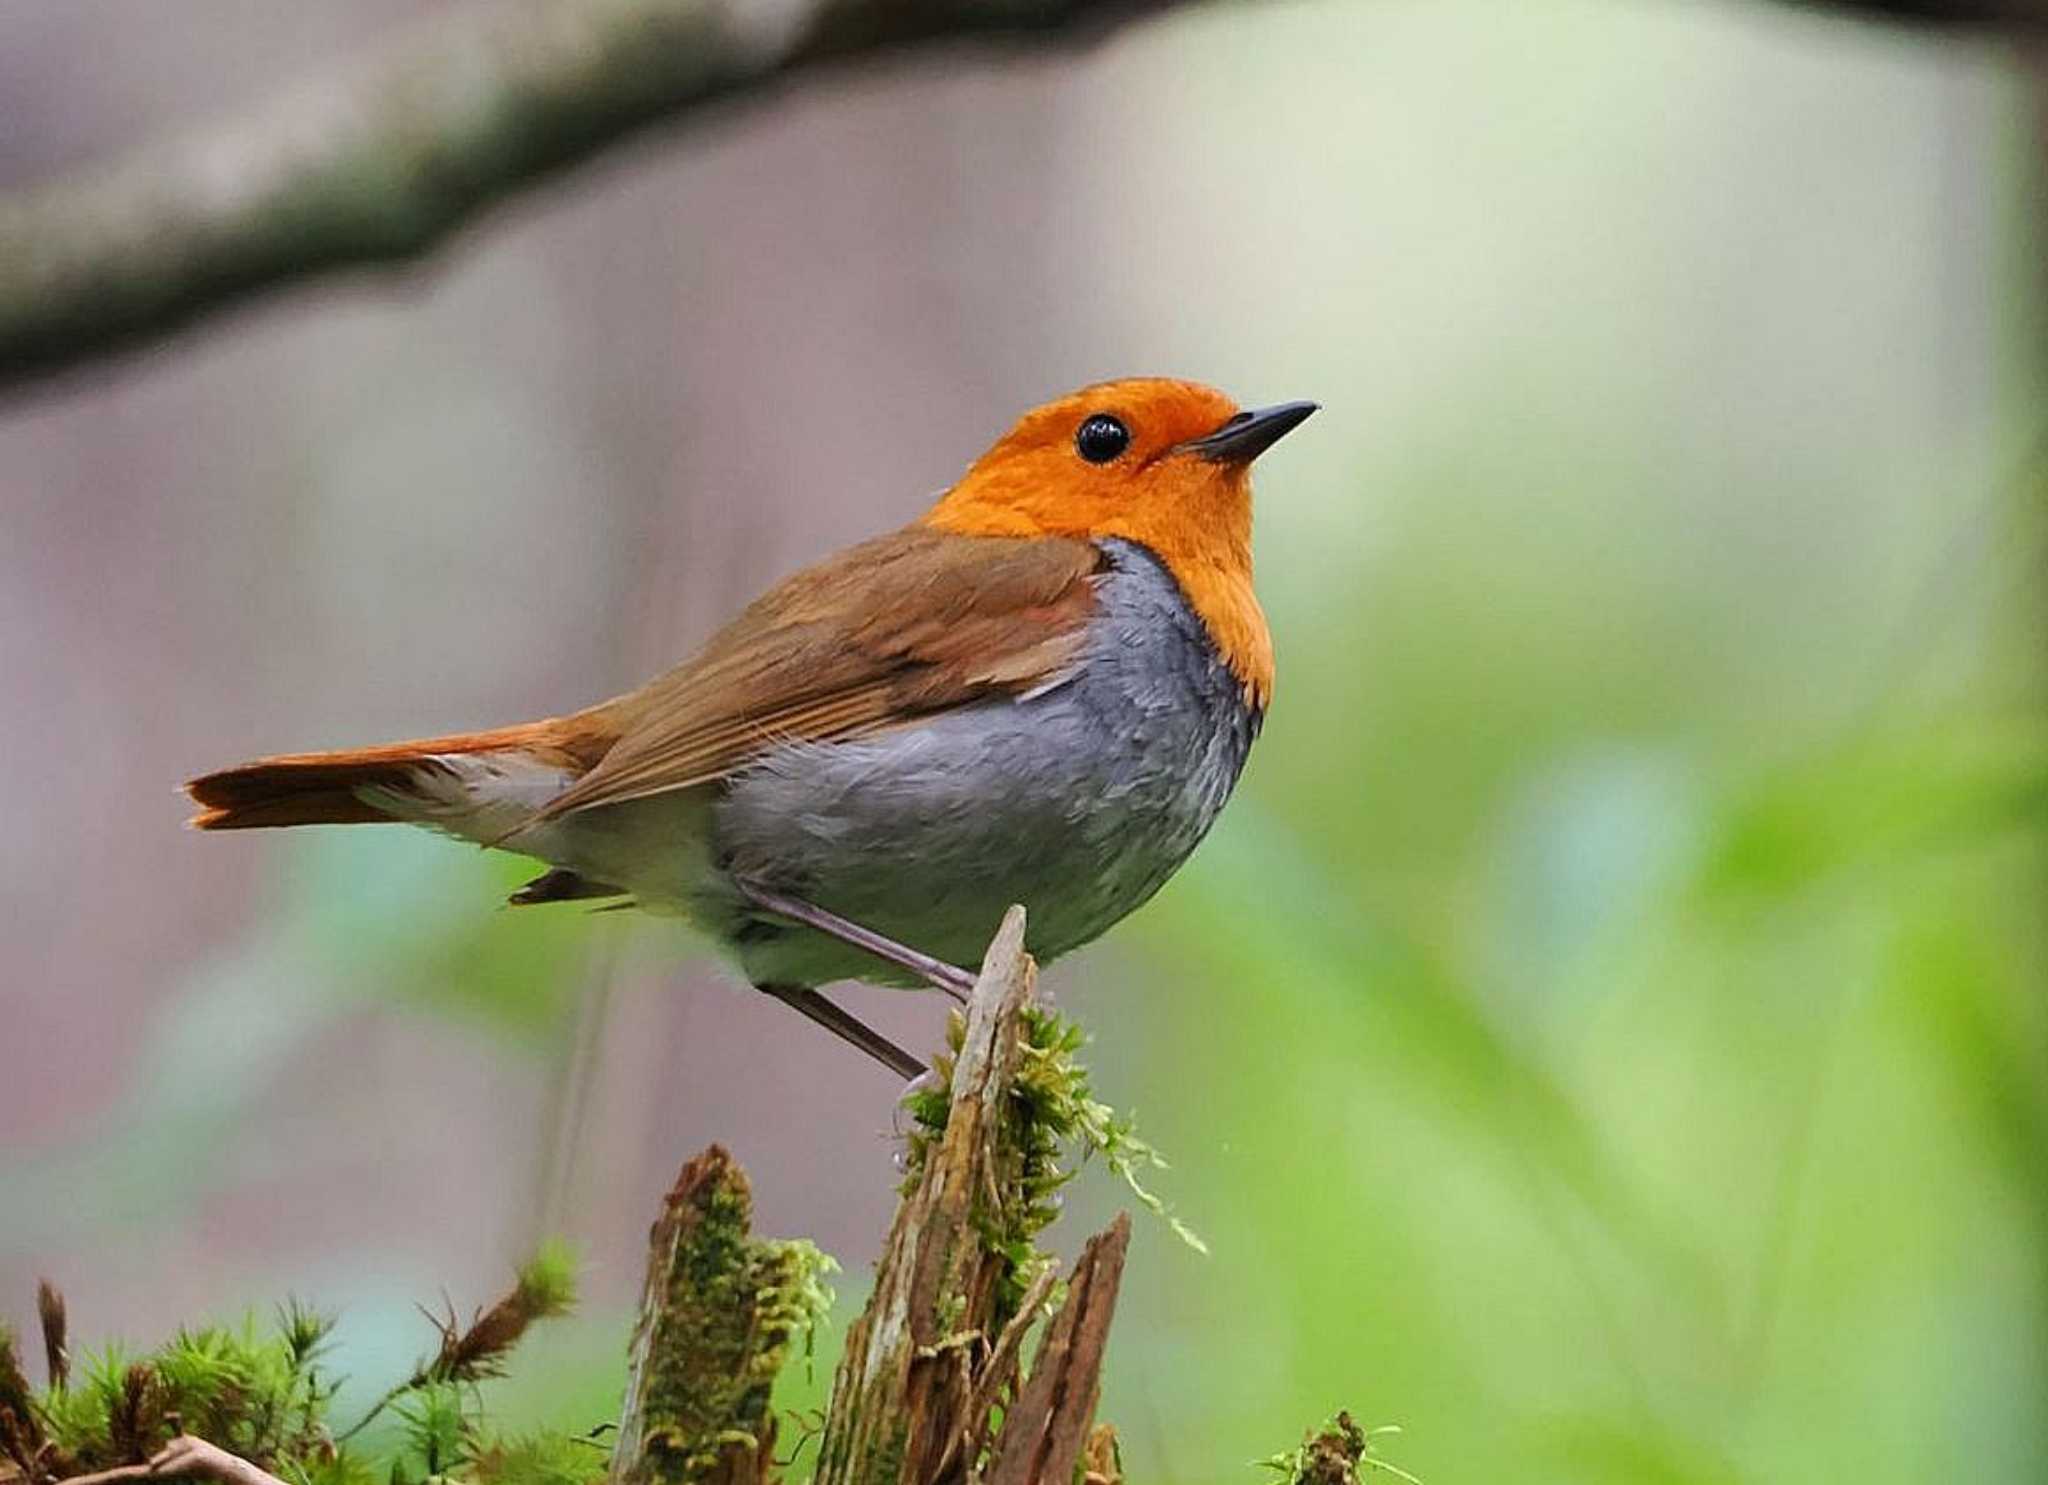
<box><xmin>735</xmin><ymin>881</ymin><xmax>977</xmax><ymax>1003</ymax></box>
<box><xmin>755</xmin><ymin>982</ymin><xmax>928</xmax><ymax>1080</ymax></box>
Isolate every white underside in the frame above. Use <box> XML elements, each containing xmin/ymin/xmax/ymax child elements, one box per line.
<box><xmin>356</xmin><ymin>752</ymin><xmax>573</xmax><ymax>849</ymax></box>
<box><xmin>356</xmin><ymin>750</ymin><xmax>723</xmax><ymax>918</ymax></box>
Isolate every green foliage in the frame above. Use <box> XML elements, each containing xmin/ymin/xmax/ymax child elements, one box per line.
<box><xmin>1014</xmin><ymin>1007</ymin><xmax>1207</xmax><ymax>1255</ymax></box>
<box><xmin>898</xmin><ymin>1000</ymin><xmax>1203</xmax><ymax>1325</ymax></box>
<box><xmin>763</xmin><ymin>1240</ymin><xmax>839</xmax><ymax>1384</ymax></box>
<box><xmin>392</xmin><ymin>1383</ymin><xmax>469</xmax><ymax>1481</ymax></box>
<box><xmin>1258</xmin><ymin>1412</ymin><xmax>1417</xmax><ymax>1485</ymax></box>
<box><xmin>469</xmin><ymin>1432</ymin><xmax>612</xmax><ymax>1485</ymax></box>
<box><xmin>0</xmin><ymin>1252</ymin><xmax>599</xmax><ymax>1485</ymax></box>
<box><xmin>28</xmin><ymin>1311</ymin><xmax>340</xmax><ymax>1475</ymax></box>
<box><xmin>514</xmin><ymin>1244</ymin><xmax>580</xmax><ymax>1324</ymax></box>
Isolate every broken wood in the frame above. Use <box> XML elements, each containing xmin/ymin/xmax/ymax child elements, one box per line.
<box><xmin>812</xmin><ymin>905</ymin><xmax>1131</xmax><ymax>1485</ymax></box>
<box><xmin>612</xmin><ymin>1146</ymin><xmax>821</xmax><ymax>1485</ymax></box>
<box><xmin>981</xmin><ymin>1217</ymin><xmax>1129</xmax><ymax>1485</ymax></box>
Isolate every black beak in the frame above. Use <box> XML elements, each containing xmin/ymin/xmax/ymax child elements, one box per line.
<box><xmin>1182</xmin><ymin>400</ymin><xmax>1319</xmax><ymax>463</ymax></box>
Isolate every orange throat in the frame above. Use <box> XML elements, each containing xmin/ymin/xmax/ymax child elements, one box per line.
<box><xmin>922</xmin><ymin>487</ymin><xmax>1273</xmax><ymax>710</ymax></box>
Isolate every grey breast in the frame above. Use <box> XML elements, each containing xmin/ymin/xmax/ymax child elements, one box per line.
<box><xmin>711</xmin><ymin>537</ymin><xmax>1261</xmax><ymax>989</ymax></box>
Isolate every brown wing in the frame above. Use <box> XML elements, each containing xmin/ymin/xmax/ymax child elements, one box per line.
<box><xmin>529</xmin><ymin>527</ymin><xmax>1107</xmax><ymax>821</ymax></box>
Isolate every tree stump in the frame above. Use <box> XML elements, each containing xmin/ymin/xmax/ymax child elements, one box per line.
<box><xmin>616</xmin><ymin>906</ymin><xmax>1134</xmax><ymax>1485</ymax></box>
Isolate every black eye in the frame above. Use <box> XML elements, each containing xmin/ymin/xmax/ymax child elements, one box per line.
<box><xmin>1075</xmin><ymin>413</ymin><xmax>1130</xmax><ymax>464</ymax></box>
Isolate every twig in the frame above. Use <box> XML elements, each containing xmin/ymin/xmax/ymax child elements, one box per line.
<box><xmin>35</xmin><ymin>1286</ymin><xmax>67</xmax><ymax>1395</ymax></box>
<box><xmin>960</xmin><ymin>1263</ymin><xmax>1060</xmax><ymax>1443</ymax></box>
<box><xmin>53</xmin><ymin>1436</ymin><xmax>287</xmax><ymax>1485</ymax></box>
<box><xmin>336</xmin><ymin>1244</ymin><xmax>574</xmax><ymax>1442</ymax></box>
<box><xmin>0</xmin><ymin>0</ymin><xmax>1178</xmax><ymax>391</ymax></box>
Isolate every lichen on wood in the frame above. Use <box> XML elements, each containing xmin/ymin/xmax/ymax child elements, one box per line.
<box><xmin>611</xmin><ymin>1146</ymin><xmax>835</xmax><ymax>1485</ymax></box>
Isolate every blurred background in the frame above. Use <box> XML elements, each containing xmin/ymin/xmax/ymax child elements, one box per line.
<box><xmin>3</xmin><ymin>0</ymin><xmax>2045</xmax><ymax>1480</ymax></box>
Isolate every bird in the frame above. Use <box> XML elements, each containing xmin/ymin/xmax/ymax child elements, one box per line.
<box><xmin>184</xmin><ymin>378</ymin><xmax>1316</xmax><ymax>1078</ymax></box>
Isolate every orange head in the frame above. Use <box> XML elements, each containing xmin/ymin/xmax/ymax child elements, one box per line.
<box><xmin>921</xmin><ymin>377</ymin><xmax>1315</xmax><ymax>708</ymax></box>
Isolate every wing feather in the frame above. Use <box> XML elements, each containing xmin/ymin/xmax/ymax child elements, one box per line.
<box><xmin>530</xmin><ymin>528</ymin><xmax>1105</xmax><ymax>820</ymax></box>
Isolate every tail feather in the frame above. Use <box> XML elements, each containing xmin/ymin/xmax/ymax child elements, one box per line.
<box><xmin>184</xmin><ymin>720</ymin><xmax>605</xmax><ymax>832</ymax></box>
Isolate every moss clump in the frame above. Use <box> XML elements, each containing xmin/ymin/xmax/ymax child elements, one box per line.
<box><xmin>30</xmin><ymin>1306</ymin><xmax>343</xmax><ymax>1478</ymax></box>
<box><xmin>469</xmin><ymin>1430</ymin><xmax>612</xmax><ymax>1485</ymax></box>
<box><xmin>0</xmin><ymin>1256</ymin><xmax>596</xmax><ymax>1485</ymax></box>
<box><xmin>1258</xmin><ymin>1411</ymin><xmax>1417</xmax><ymax>1485</ymax></box>
<box><xmin>621</xmin><ymin>1153</ymin><xmax>837</xmax><ymax>1485</ymax></box>
<box><xmin>900</xmin><ymin>1003</ymin><xmax>1205</xmax><ymax>1321</ymax></box>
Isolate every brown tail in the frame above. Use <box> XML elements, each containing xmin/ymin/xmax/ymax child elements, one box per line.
<box><xmin>184</xmin><ymin>719</ymin><xmax>608</xmax><ymax>831</ymax></box>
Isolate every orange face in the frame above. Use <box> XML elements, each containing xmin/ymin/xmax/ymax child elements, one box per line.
<box><xmin>922</xmin><ymin>377</ymin><xmax>1313</xmax><ymax>707</ymax></box>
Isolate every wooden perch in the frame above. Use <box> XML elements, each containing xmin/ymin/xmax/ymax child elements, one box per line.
<box><xmin>814</xmin><ymin>905</ymin><xmax>1130</xmax><ymax>1485</ymax></box>
<box><xmin>0</xmin><ymin>0</ymin><xmax>1181</xmax><ymax>391</ymax></box>
<box><xmin>610</xmin><ymin>907</ymin><xmax>1137</xmax><ymax>1485</ymax></box>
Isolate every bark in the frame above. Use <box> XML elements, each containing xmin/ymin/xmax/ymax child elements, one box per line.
<box><xmin>980</xmin><ymin>1218</ymin><xmax>1129</xmax><ymax>1485</ymax></box>
<box><xmin>814</xmin><ymin>906</ymin><xmax>1131</xmax><ymax>1485</ymax></box>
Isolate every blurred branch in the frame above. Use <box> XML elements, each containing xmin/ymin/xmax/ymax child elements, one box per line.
<box><xmin>33</xmin><ymin>1286</ymin><xmax>65</xmax><ymax>1396</ymax></box>
<box><xmin>0</xmin><ymin>0</ymin><xmax>1173</xmax><ymax>393</ymax></box>
<box><xmin>1776</xmin><ymin>0</ymin><xmax>2048</xmax><ymax>25</ymax></box>
<box><xmin>3</xmin><ymin>0</ymin><xmax>2040</xmax><ymax>393</ymax></box>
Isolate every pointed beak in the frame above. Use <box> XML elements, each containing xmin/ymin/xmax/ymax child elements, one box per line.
<box><xmin>1182</xmin><ymin>400</ymin><xmax>1319</xmax><ymax>464</ymax></box>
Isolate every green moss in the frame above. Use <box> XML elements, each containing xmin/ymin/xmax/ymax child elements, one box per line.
<box><xmin>1258</xmin><ymin>1412</ymin><xmax>1417</xmax><ymax>1485</ymax></box>
<box><xmin>624</xmin><ymin>1169</ymin><xmax>837</xmax><ymax>1485</ymax></box>
<box><xmin>4</xmin><ymin>1256</ymin><xmax>595</xmax><ymax>1485</ymax></box>
<box><xmin>467</xmin><ymin>1429</ymin><xmax>608</xmax><ymax>1485</ymax></box>
<box><xmin>900</xmin><ymin>1002</ymin><xmax>1205</xmax><ymax>1325</ymax></box>
<box><xmin>28</xmin><ymin>1313</ymin><xmax>341</xmax><ymax>1474</ymax></box>
<box><xmin>513</xmin><ymin>1243</ymin><xmax>580</xmax><ymax>1320</ymax></box>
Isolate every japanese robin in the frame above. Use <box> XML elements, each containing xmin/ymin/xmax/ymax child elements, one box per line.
<box><xmin>185</xmin><ymin>378</ymin><xmax>1316</xmax><ymax>1076</ymax></box>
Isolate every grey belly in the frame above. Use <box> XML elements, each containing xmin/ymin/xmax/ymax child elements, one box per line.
<box><xmin>707</xmin><ymin>539</ymin><xmax>1259</xmax><ymax>989</ymax></box>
